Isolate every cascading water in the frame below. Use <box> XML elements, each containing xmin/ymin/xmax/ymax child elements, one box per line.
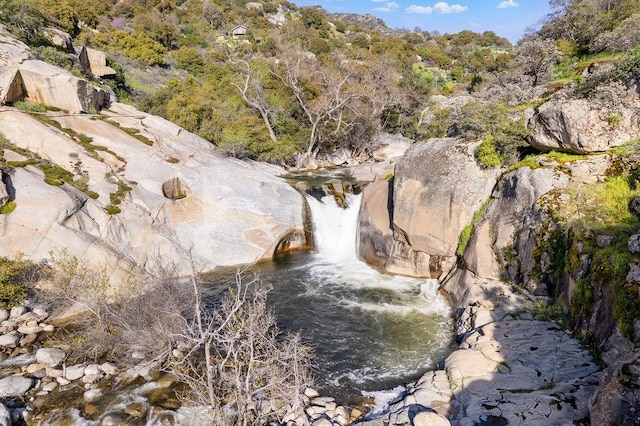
<box><xmin>249</xmin><ymin>188</ymin><xmax>454</xmax><ymax>405</ymax></box>
<box><xmin>305</xmin><ymin>193</ymin><xmax>361</xmax><ymax>261</ymax></box>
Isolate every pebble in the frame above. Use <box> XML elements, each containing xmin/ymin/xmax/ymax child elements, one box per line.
<box><xmin>83</xmin><ymin>388</ymin><xmax>103</xmax><ymax>403</ymax></box>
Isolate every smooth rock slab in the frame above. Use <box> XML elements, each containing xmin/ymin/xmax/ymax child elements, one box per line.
<box><xmin>0</xmin><ymin>374</ymin><xmax>33</xmax><ymax>397</ymax></box>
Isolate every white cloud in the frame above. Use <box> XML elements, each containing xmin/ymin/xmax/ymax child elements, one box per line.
<box><xmin>434</xmin><ymin>2</ymin><xmax>468</xmax><ymax>13</ymax></box>
<box><xmin>406</xmin><ymin>2</ymin><xmax>468</xmax><ymax>15</ymax></box>
<box><xmin>374</xmin><ymin>1</ymin><xmax>400</xmax><ymax>11</ymax></box>
<box><xmin>372</xmin><ymin>0</ymin><xmax>386</xmax><ymax>3</ymax></box>
<box><xmin>406</xmin><ymin>5</ymin><xmax>433</xmax><ymax>14</ymax></box>
<box><xmin>497</xmin><ymin>0</ymin><xmax>519</xmax><ymax>8</ymax></box>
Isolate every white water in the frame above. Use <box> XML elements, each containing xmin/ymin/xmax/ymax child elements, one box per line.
<box><xmin>300</xmin><ymin>192</ymin><xmax>452</xmax><ymax>403</ymax></box>
<box><xmin>305</xmin><ymin>194</ymin><xmax>362</xmax><ymax>261</ymax></box>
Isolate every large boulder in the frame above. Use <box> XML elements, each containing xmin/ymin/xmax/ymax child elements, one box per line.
<box><xmin>528</xmin><ymin>83</ymin><xmax>640</xmax><ymax>154</ymax></box>
<box><xmin>0</xmin><ymin>29</ymin><xmax>105</xmax><ymax>113</ymax></box>
<box><xmin>364</xmin><ymin>138</ymin><xmax>499</xmax><ymax>278</ymax></box>
<box><xmin>443</xmin><ymin>166</ymin><xmax>569</xmax><ymax>306</ymax></box>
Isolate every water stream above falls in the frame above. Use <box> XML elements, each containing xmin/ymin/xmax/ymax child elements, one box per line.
<box><xmin>204</xmin><ymin>181</ymin><xmax>454</xmax><ymax>406</ymax></box>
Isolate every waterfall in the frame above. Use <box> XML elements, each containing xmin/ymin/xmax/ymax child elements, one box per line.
<box><xmin>305</xmin><ymin>193</ymin><xmax>362</xmax><ymax>262</ymax></box>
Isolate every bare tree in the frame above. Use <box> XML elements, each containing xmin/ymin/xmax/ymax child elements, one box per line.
<box><xmin>271</xmin><ymin>43</ymin><xmax>360</xmax><ymax>162</ymax></box>
<box><xmin>169</xmin><ymin>271</ymin><xmax>314</xmax><ymax>425</ymax></box>
<box><xmin>229</xmin><ymin>57</ymin><xmax>279</xmax><ymax>142</ymax></box>
<box><xmin>516</xmin><ymin>38</ymin><xmax>561</xmax><ymax>86</ymax></box>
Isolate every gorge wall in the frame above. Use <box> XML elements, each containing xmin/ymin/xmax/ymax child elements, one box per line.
<box><xmin>0</xmin><ymin>29</ymin><xmax>306</xmax><ymax>288</ymax></box>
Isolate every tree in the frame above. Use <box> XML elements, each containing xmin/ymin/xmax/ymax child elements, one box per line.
<box><xmin>271</xmin><ymin>44</ymin><xmax>361</xmax><ymax>161</ymax></box>
<box><xmin>229</xmin><ymin>57</ymin><xmax>278</xmax><ymax>142</ymax></box>
<box><xmin>516</xmin><ymin>37</ymin><xmax>560</xmax><ymax>86</ymax></box>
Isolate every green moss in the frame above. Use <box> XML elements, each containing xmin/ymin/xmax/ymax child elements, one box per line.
<box><xmin>475</xmin><ymin>135</ymin><xmax>501</xmax><ymax>168</ymax></box>
<box><xmin>456</xmin><ymin>197</ymin><xmax>491</xmax><ymax>256</ymax></box>
<box><xmin>105</xmin><ymin>204</ymin><xmax>122</xmax><ymax>215</ymax></box>
<box><xmin>13</xmin><ymin>100</ymin><xmax>47</xmax><ymax>113</ymax></box>
<box><xmin>0</xmin><ymin>257</ymin><xmax>35</xmax><ymax>309</ymax></box>
<box><xmin>0</xmin><ymin>201</ymin><xmax>17</xmax><ymax>214</ymax></box>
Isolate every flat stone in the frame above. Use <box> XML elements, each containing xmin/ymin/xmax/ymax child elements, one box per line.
<box><xmin>0</xmin><ymin>311</ymin><xmax>8</xmax><ymax>322</ymax></box>
<box><xmin>56</xmin><ymin>377</ymin><xmax>71</xmax><ymax>386</ymax></box>
<box><xmin>0</xmin><ymin>353</ymin><xmax>36</xmax><ymax>367</ymax></box>
<box><xmin>65</xmin><ymin>364</ymin><xmax>86</xmax><ymax>381</ymax></box>
<box><xmin>0</xmin><ymin>332</ymin><xmax>19</xmax><ymax>347</ymax></box>
<box><xmin>15</xmin><ymin>312</ymin><xmax>39</xmax><ymax>323</ymax></box>
<box><xmin>83</xmin><ymin>388</ymin><xmax>102</xmax><ymax>403</ymax></box>
<box><xmin>0</xmin><ymin>403</ymin><xmax>10</xmax><ymax>426</ymax></box>
<box><xmin>312</xmin><ymin>419</ymin><xmax>332</xmax><ymax>426</ymax></box>
<box><xmin>41</xmin><ymin>381</ymin><xmax>58</xmax><ymax>392</ymax></box>
<box><xmin>35</xmin><ymin>347</ymin><xmax>66</xmax><ymax>368</ymax></box>
<box><xmin>413</xmin><ymin>411</ymin><xmax>450</xmax><ymax>426</ymax></box>
<box><xmin>82</xmin><ymin>373</ymin><xmax>102</xmax><ymax>384</ymax></box>
<box><xmin>9</xmin><ymin>306</ymin><xmax>27</xmax><ymax>319</ymax></box>
<box><xmin>46</xmin><ymin>367</ymin><xmax>64</xmax><ymax>378</ymax></box>
<box><xmin>0</xmin><ymin>374</ymin><xmax>33</xmax><ymax>397</ymax></box>
<box><xmin>17</xmin><ymin>324</ymin><xmax>43</xmax><ymax>334</ymax></box>
<box><xmin>304</xmin><ymin>387</ymin><xmax>320</xmax><ymax>399</ymax></box>
<box><xmin>26</xmin><ymin>362</ymin><xmax>45</xmax><ymax>374</ymax></box>
<box><xmin>85</xmin><ymin>364</ymin><xmax>101</xmax><ymax>376</ymax></box>
<box><xmin>20</xmin><ymin>332</ymin><xmax>38</xmax><ymax>346</ymax></box>
<box><xmin>100</xmin><ymin>362</ymin><xmax>117</xmax><ymax>375</ymax></box>
<box><xmin>124</xmin><ymin>402</ymin><xmax>146</xmax><ymax>418</ymax></box>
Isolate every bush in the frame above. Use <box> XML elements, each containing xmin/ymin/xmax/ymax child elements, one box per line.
<box><xmin>0</xmin><ymin>201</ymin><xmax>17</xmax><ymax>214</ymax></box>
<box><xmin>475</xmin><ymin>136</ymin><xmax>501</xmax><ymax>168</ymax></box>
<box><xmin>0</xmin><ymin>256</ymin><xmax>37</xmax><ymax>309</ymax></box>
<box><xmin>34</xmin><ymin>46</ymin><xmax>72</xmax><ymax>69</ymax></box>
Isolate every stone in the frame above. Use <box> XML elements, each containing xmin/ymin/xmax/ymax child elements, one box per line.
<box><xmin>17</xmin><ymin>324</ymin><xmax>43</xmax><ymax>334</ymax></box>
<box><xmin>46</xmin><ymin>368</ymin><xmax>64</xmax><ymax>378</ymax></box>
<box><xmin>41</xmin><ymin>381</ymin><xmax>58</xmax><ymax>392</ymax></box>
<box><xmin>84</xmin><ymin>364</ymin><xmax>101</xmax><ymax>376</ymax></box>
<box><xmin>56</xmin><ymin>377</ymin><xmax>71</xmax><ymax>386</ymax></box>
<box><xmin>312</xmin><ymin>419</ymin><xmax>332</xmax><ymax>426</ymax></box>
<box><xmin>155</xmin><ymin>373</ymin><xmax>175</xmax><ymax>388</ymax></box>
<box><xmin>19</xmin><ymin>332</ymin><xmax>39</xmax><ymax>346</ymax></box>
<box><xmin>82</xmin><ymin>373</ymin><xmax>102</xmax><ymax>384</ymax></box>
<box><xmin>0</xmin><ymin>403</ymin><xmax>10</xmax><ymax>426</ymax></box>
<box><xmin>304</xmin><ymin>387</ymin><xmax>320</xmax><ymax>399</ymax></box>
<box><xmin>162</xmin><ymin>177</ymin><xmax>191</xmax><ymax>200</ymax></box>
<box><xmin>35</xmin><ymin>347</ymin><xmax>66</xmax><ymax>368</ymax></box>
<box><xmin>65</xmin><ymin>364</ymin><xmax>86</xmax><ymax>381</ymax></box>
<box><xmin>528</xmin><ymin>86</ymin><xmax>640</xmax><ymax>154</ymax></box>
<box><xmin>631</xmin><ymin>196</ymin><xmax>640</xmax><ymax>219</ymax></box>
<box><xmin>629</xmin><ymin>234</ymin><xmax>640</xmax><ymax>253</ymax></box>
<box><xmin>0</xmin><ymin>332</ymin><xmax>19</xmax><ymax>347</ymax></box>
<box><xmin>26</xmin><ymin>362</ymin><xmax>45</xmax><ymax>374</ymax></box>
<box><xmin>100</xmin><ymin>413</ymin><xmax>127</xmax><ymax>426</ymax></box>
<box><xmin>413</xmin><ymin>411</ymin><xmax>450</xmax><ymax>426</ymax></box>
<box><xmin>9</xmin><ymin>306</ymin><xmax>27</xmax><ymax>319</ymax></box>
<box><xmin>124</xmin><ymin>402</ymin><xmax>146</xmax><ymax>418</ymax></box>
<box><xmin>100</xmin><ymin>362</ymin><xmax>118</xmax><ymax>375</ymax></box>
<box><xmin>371</xmin><ymin>133</ymin><xmax>411</xmax><ymax>162</ymax></box>
<box><xmin>83</xmin><ymin>388</ymin><xmax>103</xmax><ymax>403</ymax></box>
<box><xmin>32</xmin><ymin>307</ymin><xmax>48</xmax><ymax>320</ymax></box>
<box><xmin>14</xmin><ymin>312</ymin><xmax>39</xmax><ymax>323</ymax></box>
<box><xmin>0</xmin><ymin>311</ymin><xmax>8</xmax><ymax>322</ymax></box>
<box><xmin>0</xmin><ymin>374</ymin><xmax>33</xmax><ymax>397</ymax></box>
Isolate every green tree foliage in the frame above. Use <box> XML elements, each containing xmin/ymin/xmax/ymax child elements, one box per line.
<box><xmin>0</xmin><ymin>0</ymin><xmax>48</xmax><ymax>45</ymax></box>
<box><xmin>94</xmin><ymin>30</ymin><xmax>166</xmax><ymax>66</ymax></box>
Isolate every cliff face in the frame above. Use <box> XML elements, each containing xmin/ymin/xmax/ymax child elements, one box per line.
<box><xmin>0</xmin><ymin>30</ymin><xmax>306</xmax><ymax>288</ymax></box>
<box><xmin>358</xmin><ymin>77</ymin><xmax>640</xmax><ymax>424</ymax></box>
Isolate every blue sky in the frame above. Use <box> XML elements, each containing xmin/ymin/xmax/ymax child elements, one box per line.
<box><xmin>292</xmin><ymin>0</ymin><xmax>552</xmax><ymax>43</ymax></box>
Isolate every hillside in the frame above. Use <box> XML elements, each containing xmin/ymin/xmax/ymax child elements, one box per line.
<box><xmin>0</xmin><ymin>0</ymin><xmax>640</xmax><ymax>425</ymax></box>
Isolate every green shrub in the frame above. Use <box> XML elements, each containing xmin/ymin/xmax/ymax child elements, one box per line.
<box><xmin>0</xmin><ymin>256</ymin><xmax>36</xmax><ymax>309</ymax></box>
<box><xmin>33</xmin><ymin>46</ymin><xmax>72</xmax><ymax>69</ymax></box>
<box><xmin>475</xmin><ymin>136</ymin><xmax>501</xmax><ymax>168</ymax></box>
<box><xmin>0</xmin><ymin>283</ymin><xmax>27</xmax><ymax>309</ymax></box>
<box><xmin>456</xmin><ymin>197</ymin><xmax>491</xmax><ymax>256</ymax></box>
<box><xmin>0</xmin><ymin>201</ymin><xmax>17</xmax><ymax>214</ymax></box>
<box><xmin>13</xmin><ymin>100</ymin><xmax>47</xmax><ymax>113</ymax></box>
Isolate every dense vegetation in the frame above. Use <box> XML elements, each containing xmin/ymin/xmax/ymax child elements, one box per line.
<box><xmin>0</xmin><ymin>0</ymin><xmax>516</xmax><ymax>165</ymax></box>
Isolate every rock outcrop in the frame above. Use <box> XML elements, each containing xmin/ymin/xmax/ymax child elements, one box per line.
<box><xmin>0</xmin><ymin>30</ymin><xmax>106</xmax><ymax>113</ymax></box>
<box><xmin>359</xmin><ymin>138</ymin><xmax>499</xmax><ymax>278</ymax></box>
<box><xmin>527</xmin><ymin>82</ymin><xmax>640</xmax><ymax>153</ymax></box>
<box><xmin>0</xmin><ymin>31</ymin><xmax>306</xmax><ymax>287</ymax></box>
